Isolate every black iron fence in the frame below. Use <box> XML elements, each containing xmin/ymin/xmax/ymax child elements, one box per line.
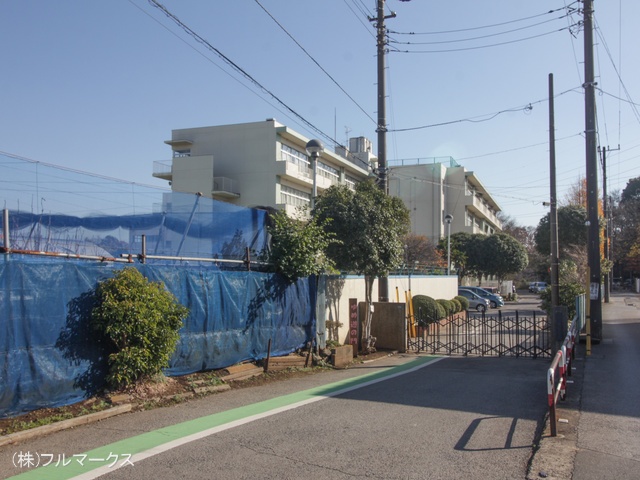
<box><xmin>408</xmin><ymin>310</ymin><xmax>551</xmax><ymax>358</ymax></box>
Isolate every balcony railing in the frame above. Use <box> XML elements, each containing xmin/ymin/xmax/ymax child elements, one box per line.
<box><xmin>213</xmin><ymin>177</ymin><xmax>240</xmax><ymax>198</ymax></box>
<box><xmin>153</xmin><ymin>160</ymin><xmax>173</xmax><ymax>179</ymax></box>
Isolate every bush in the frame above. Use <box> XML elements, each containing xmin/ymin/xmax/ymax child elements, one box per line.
<box><xmin>412</xmin><ymin>295</ymin><xmax>446</xmax><ymax>325</ymax></box>
<box><xmin>91</xmin><ymin>268</ymin><xmax>189</xmax><ymax>389</ymax></box>
<box><xmin>454</xmin><ymin>295</ymin><xmax>470</xmax><ymax>311</ymax></box>
<box><xmin>437</xmin><ymin>299</ymin><xmax>455</xmax><ymax>316</ymax></box>
<box><xmin>539</xmin><ymin>282</ymin><xmax>585</xmax><ymax>319</ymax></box>
<box><xmin>449</xmin><ymin>297</ymin><xmax>462</xmax><ymax>313</ymax></box>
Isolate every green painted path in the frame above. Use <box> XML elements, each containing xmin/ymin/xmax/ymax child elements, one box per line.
<box><xmin>10</xmin><ymin>356</ymin><xmax>442</xmax><ymax>479</ymax></box>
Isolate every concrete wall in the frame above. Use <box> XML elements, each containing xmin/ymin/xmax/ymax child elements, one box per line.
<box><xmin>320</xmin><ymin>274</ymin><xmax>458</xmax><ymax>347</ymax></box>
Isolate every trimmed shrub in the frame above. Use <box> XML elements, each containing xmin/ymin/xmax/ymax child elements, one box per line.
<box><xmin>437</xmin><ymin>299</ymin><xmax>455</xmax><ymax>317</ymax></box>
<box><xmin>91</xmin><ymin>268</ymin><xmax>189</xmax><ymax>389</ymax></box>
<box><xmin>450</xmin><ymin>297</ymin><xmax>462</xmax><ymax>313</ymax></box>
<box><xmin>454</xmin><ymin>295</ymin><xmax>470</xmax><ymax>311</ymax></box>
<box><xmin>412</xmin><ymin>295</ymin><xmax>446</xmax><ymax>325</ymax></box>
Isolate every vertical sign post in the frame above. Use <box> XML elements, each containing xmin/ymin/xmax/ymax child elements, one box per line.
<box><xmin>349</xmin><ymin>298</ymin><xmax>360</xmax><ymax>356</ymax></box>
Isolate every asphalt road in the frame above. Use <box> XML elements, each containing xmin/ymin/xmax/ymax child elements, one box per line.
<box><xmin>1</xmin><ymin>353</ymin><xmax>550</xmax><ymax>480</ymax></box>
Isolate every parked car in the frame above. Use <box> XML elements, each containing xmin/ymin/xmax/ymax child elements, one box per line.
<box><xmin>457</xmin><ymin>288</ymin><xmax>489</xmax><ymax>312</ymax></box>
<box><xmin>529</xmin><ymin>281</ymin><xmax>548</xmax><ymax>293</ymax></box>
<box><xmin>459</xmin><ymin>286</ymin><xmax>504</xmax><ymax>308</ymax></box>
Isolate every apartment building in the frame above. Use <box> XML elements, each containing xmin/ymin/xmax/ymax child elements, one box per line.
<box><xmin>153</xmin><ymin>119</ymin><xmax>374</xmax><ymax>216</ymax></box>
<box><xmin>388</xmin><ymin>157</ymin><xmax>502</xmax><ymax>244</ymax></box>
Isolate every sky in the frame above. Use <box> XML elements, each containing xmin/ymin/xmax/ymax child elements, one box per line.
<box><xmin>1</xmin><ymin>0</ymin><xmax>639</xmax><ymax>227</ymax></box>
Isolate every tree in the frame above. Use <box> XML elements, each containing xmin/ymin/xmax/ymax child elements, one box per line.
<box><xmin>403</xmin><ymin>233</ymin><xmax>445</xmax><ymax>268</ymax></box>
<box><xmin>534</xmin><ymin>205</ymin><xmax>588</xmax><ymax>257</ymax></box>
<box><xmin>562</xmin><ymin>176</ymin><xmax>588</xmax><ymax>208</ymax></box>
<box><xmin>266</xmin><ymin>208</ymin><xmax>337</xmax><ymax>282</ymax></box>
<box><xmin>314</xmin><ymin>180</ymin><xmax>410</xmax><ymax>351</ymax></box>
<box><xmin>612</xmin><ymin>177</ymin><xmax>640</xmax><ymax>278</ymax></box>
<box><xmin>480</xmin><ymin>233</ymin><xmax>529</xmax><ymax>287</ymax></box>
<box><xmin>437</xmin><ymin>231</ymin><xmax>475</xmax><ymax>281</ymax></box>
<box><xmin>620</xmin><ymin>176</ymin><xmax>640</xmax><ymax>203</ymax></box>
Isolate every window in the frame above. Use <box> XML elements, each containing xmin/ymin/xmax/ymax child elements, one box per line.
<box><xmin>281</xmin><ymin>144</ymin><xmax>309</xmax><ymax>167</ymax></box>
<box><xmin>173</xmin><ymin>149</ymin><xmax>191</xmax><ymax>158</ymax></box>
<box><xmin>280</xmin><ymin>184</ymin><xmax>311</xmax><ymax>207</ymax></box>
<box><xmin>318</xmin><ymin>162</ymin><xmax>340</xmax><ymax>183</ymax></box>
<box><xmin>345</xmin><ymin>175</ymin><xmax>357</xmax><ymax>190</ymax></box>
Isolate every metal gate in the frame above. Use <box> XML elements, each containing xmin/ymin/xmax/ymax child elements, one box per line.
<box><xmin>408</xmin><ymin>310</ymin><xmax>551</xmax><ymax>358</ymax></box>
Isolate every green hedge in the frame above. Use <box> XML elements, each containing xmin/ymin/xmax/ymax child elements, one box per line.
<box><xmin>412</xmin><ymin>295</ymin><xmax>446</xmax><ymax>325</ymax></box>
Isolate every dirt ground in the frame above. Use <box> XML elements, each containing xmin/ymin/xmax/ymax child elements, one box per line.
<box><xmin>0</xmin><ymin>349</ymin><xmax>395</xmax><ymax>436</ymax></box>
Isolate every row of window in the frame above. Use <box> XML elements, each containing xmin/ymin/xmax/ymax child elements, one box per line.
<box><xmin>280</xmin><ymin>184</ymin><xmax>311</xmax><ymax>207</ymax></box>
<box><xmin>281</xmin><ymin>144</ymin><xmax>342</xmax><ymax>185</ymax></box>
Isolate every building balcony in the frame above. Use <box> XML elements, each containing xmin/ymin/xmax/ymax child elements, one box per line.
<box><xmin>213</xmin><ymin>177</ymin><xmax>240</xmax><ymax>199</ymax></box>
<box><xmin>464</xmin><ymin>193</ymin><xmax>501</xmax><ymax>229</ymax></box>
<box><xmin>153</xmin><ymin>160</ymin><xmax>173</xmax><ymax>180</ymax></box>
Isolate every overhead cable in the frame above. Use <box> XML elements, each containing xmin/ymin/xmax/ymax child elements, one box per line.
<box><xmin>390</xmin><ymin>23</ymin><xmax>581</xmax><ymax>54</ymax></box>
<box><xmin>388</xmin><ymin>87</ymin><xmax>582</xmax><ymax>133</ymax></box>
<box><xmin>388</xmin><ymin>3</ymin><xmax>578</xmax><ymax>36</ymax></box>
<box><xmin>254</xmin><ymin>0</ymin><xmax>376</xmax><ymax>126</ymax></box>
<box><xmin>146</xmin><ymin>0</ymin><xmax>339</xmax><ymax>148</ymax></box>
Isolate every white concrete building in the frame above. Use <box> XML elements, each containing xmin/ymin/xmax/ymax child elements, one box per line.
<box><xmin>389</xmin><ymin>157</ymin><xmax>502</xmax><ymax>244</ymax></box>
<box><xmin>153</xmin><ymin>120</ymin><xmax>501</xmax><ymax>244</ymax></box>
<box><xmin>153</xmin><ymin>119</ymin><xmax>374</xmax><ymax>216</ymax></box>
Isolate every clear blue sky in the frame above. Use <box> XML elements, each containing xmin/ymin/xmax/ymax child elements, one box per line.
<box><xmin>1</xmin><ymin>0</ymin><xmax>638</xmax><ymax>227</ymax></box>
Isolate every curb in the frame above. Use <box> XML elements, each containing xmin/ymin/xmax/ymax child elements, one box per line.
<box><xmin>0</xmin><ymin>404</ymin><xmax>133</xmax><ymax>448</ymax></box>
<box><xmin>1</xmin><ymin>353</ymin><xmax>397</xmax><ymax>447</ymax></box>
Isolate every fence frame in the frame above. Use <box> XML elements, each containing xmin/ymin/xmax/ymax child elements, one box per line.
<box><xmin>546</xmin><ymin>294</ymin><xmax>586</xmax><ymax>436</ymax></box>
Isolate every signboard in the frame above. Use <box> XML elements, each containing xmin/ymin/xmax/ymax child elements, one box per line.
<box><xmin>590</xmin><ymin>282</ymin><xmax>600</xmax><ymax>300</ymax></box>
<box><xmin>348</xmin><ymin>298</ymin><xmax>359</xmax><ymax>356</ymax></box>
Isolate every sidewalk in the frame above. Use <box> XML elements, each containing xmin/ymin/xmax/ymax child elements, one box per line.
<box><xmin>529</xmin><ymin>291</ymin><xmax>640</xmax><ymax>480</ymax></box>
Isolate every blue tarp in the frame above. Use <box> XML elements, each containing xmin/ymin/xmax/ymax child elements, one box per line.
<box><xmin>0</xmin><ymin>256</ymin><xmax>316</xmax><ymax>418</ymax></box>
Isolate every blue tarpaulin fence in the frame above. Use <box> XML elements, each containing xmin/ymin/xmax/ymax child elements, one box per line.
<box><xmin>0</xmin><ymin>256</ymin><xmax>316</xmax><ymax>418</ymax></box>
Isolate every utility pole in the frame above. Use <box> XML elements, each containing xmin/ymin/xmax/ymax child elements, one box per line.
<box><xmin>600</xmin><ymin>144</ymin><xmax>620</xmax><ymax>303</ymax></box>
<box><xmin>549</xmin><ymin>74</ymin><xmax>560</xmax><ymax>311</ymax></box>
<box><xmin>583</xmin><ymin>0</ymin><xmax>602</xmax><ymax>342</ymax></box>
<box><xmin>371</xmin><ymin>0</ymin><xmax>396</xmax><ymax>302</ymax></box>
<box><xmin>549</xmin><ymin>73</ymin><xmax>563</xmax><ymax>353</ymax></box>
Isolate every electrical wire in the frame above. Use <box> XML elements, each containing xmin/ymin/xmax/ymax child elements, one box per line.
<box><xmin>388</xmin><ymin>3</ymin><xmax>578</xmax><ymax>35</ymax></box>
<box><xmin>342</xmin><ymin>0</ymin><xmax>376</xmax><ymax>37</ymax></box>
<box><xmin>254</xmin><ymin>0</ymin><xmax>376</xmax><ymax>126</ymax></box>
<box><xmin>594</xmin><ymin>16</ymin><xmax>640</xmax><ymax>126</ymax></box>
<box><xmin>389</xmin><ymin>13</ymin><xmax>572</xmax><ymax>46</ymax></box>
<box><xmin>390</xmin><ymin>23</ymin><xmax>581</xmax><ymax>54</ymax></box>
<box><xmin>146</xmin><ymin>0</ymin><xmax>341</xmax><ymax>148</ymax></box>
<box><xmin>387</xmin><ymin>87</ymin><xmax>582</xmax><ymax>133</ymax></box>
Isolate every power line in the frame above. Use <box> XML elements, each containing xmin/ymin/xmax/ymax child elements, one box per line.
<box><xmin>146</xmin><ymin>0</ymin><xmax>340</xmax><ymax>148</ymax></box>
<box><xmin>253</xmin><ymin>0</ymin><xmax>376</xmax><ymax>126</ymax></box>
<box><xmin>389</xmin><ymin>12</ymin><xmax>573</xmax><ymax>46</ymax></box>
<box><xmin>390</xmin><ymin>23</ymin><xmax>581</xmax><ymax>54</ymax></box>
<box><xmin>594</xmin><ymin>16</ymin><xmax>640</xmax><ymax>125</ymax></box>
<box><xmin>388</xmin><ymin>87</ymin><xmax>582</xmax><ymax>133</ymax></box>
<box><xmin>388</xmin><ymin>3</ymin><xmax>578</xmax><ymax>35</ymax></box>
